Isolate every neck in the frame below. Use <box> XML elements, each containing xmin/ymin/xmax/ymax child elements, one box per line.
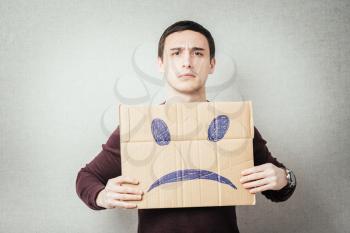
<box><xmin>165</xmin><ymin>84</ymin><xmax>207</xmax><ymax>103</ymax></box>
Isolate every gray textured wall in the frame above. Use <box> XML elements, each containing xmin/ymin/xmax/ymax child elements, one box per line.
<box><xmin>1</xmin><ymin>1</ymin><xmax>349</xmax><ymax>232</ymax></box>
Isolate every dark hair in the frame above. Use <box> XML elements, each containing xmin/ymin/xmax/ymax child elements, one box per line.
<box><xmin>158</xmin><ymin>20</ymin><xmax>215</xmax><ymax>60</ymax></box>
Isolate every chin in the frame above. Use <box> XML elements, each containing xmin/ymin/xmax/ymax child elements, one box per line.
<box><xmin>166</xmin><ymin>76</ymin><xmax>206</xmax><ymax>94</ymax></box>
<box><xmin>173</xmin><ymin>83</ymin><xmax>203</xmax><ymax>94</ymax></box>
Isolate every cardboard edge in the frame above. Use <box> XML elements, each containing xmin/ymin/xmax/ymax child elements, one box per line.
<box><xmin>119</xmin><ymin>104</ymin><xmax>130</xmax><ymax>142</ymax></box>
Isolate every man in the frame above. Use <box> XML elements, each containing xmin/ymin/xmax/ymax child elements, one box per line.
<box><xmin>76</xmin><ymin>20</ymin><xmax>296</xmax><ymax>233</ymax></box>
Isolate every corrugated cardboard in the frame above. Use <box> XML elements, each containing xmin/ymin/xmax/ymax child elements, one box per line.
<box><xmin>119</xmin><ymin>101</ymin><xmax>255</xmax><ymax>209</ymax></box>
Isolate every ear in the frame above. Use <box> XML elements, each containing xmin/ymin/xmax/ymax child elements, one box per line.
<box><xmin>208</xmin><ymin>57</ymin><xmax>216</xmax><ymax>74</ymax></box>
<box><xmin>158</xmin><ymin>57</ymin><xmax>165</xmax><ymax>73</ymax></box>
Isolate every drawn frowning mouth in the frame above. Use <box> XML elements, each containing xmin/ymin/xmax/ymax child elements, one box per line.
<box><xmin>147</xmin><ymin>169</ymin><xmax>237</xmax><ymax>192</ymax></box>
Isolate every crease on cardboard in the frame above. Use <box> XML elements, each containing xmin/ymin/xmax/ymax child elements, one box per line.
<box><xmin>214</xmin><ymin>103</ymin><xmax>221</xmax><ymax>206</ymax></box>
<box><xmin>249</xmin><ymin>101</ymin><xmax>254</xmax><ymax>137</ymax></box>
<box><xmin>128</xmin><ymin>107</ymin><xmax>132</xmax><ymax>141</ymax></box>
<box><xmin>196</xmin><ymin>105</ymin><xmax>204</xmax><ymax>207</ymax></box>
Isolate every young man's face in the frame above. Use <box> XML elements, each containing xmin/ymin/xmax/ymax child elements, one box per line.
<box><xmin>158</xmin><ymin>30</ymin><xmax>216</xmax><ymax>95</ymax></box>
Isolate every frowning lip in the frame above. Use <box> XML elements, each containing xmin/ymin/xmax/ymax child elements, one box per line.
<box><xmin>178</xmin><ymin>73</ymin><xmax>196</xmax><ymax>78</ymax></box>
<box><xmin>147</xmin><ymin>169</ymin><xmax>237</xmax><ymax>192</ymax></box>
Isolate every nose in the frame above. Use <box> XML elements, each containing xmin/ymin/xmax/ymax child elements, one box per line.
<box><xmin>182</xmin><ymin>51</ymin><xmax>192</xmax><ymax>68</ymax></box>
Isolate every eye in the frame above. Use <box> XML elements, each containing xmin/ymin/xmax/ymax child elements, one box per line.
<box><xmin>151</xmin><ymin>118</ymin><xmax>171</xmax><ymax>146</ymax></box>
<box><xmin>171</xmin><ymin>51</ymin><xmax>180</xmax><ymax>56</ymax></box>
<box><xmin>194</xmin><ymin>51</ymin><xmax>203</xmax><ymax>56</ymax></box>
<box><xmin>208</xmin><ymin>115</ymin><xmax>230</xmax><ymax>142</ymax></box>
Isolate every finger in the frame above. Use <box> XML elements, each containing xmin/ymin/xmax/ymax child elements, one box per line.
<box><xmin>116</xmin><ymin>186</ymin><xmax>144</xmax><ymax>195</ymax></box>
<box><xmin>105</xmin><ymin>182</ymin><xmax>123</xmax><ymax>192</ymax></box>
<box><xmin>106</xmin><ymin>183</ymin><xmax>144</xmax><ymax>196</ymax></box>
<box><xmin>111</xmin><ymin>200</ymin><xmax>138</xmax><ymax>209</ymax></box>
<box><xmin>240</xmin><ymin>171</ymin><xmax>266</xmax><ymax>184</ymax></box>
<box><xmin>249</xmin><ymin>183</ymin><xmax>273</xmax><ymax>194</ymax></box>
<box><xmin>241</xmin><ymin>164</ymin><xmax>268</xmax><ymax>176</ymax></box>
<box><xmin>114</xmin><ymin>176</ymin><xmax>139</xmax><ymax>185</ymax></box>
<box><xmin>107</xmin><ymin>192</ymin><xmax>142</xmax><ymax>201</ymax></box>
<box><xmin>242</xmin><ymin>178</ymin><xmax>270</xmax><ymax>189</ymax></box>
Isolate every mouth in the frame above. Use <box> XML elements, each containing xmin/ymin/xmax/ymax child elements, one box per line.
<box><xmin>178</xmin><ymin>73</ymin><xmax>196</xmax><ymax>78</ymax></box>
<box><xmin>147</xmin><ymin>169</ymin><xmax>237</xmax><ymax>192</ymax></box>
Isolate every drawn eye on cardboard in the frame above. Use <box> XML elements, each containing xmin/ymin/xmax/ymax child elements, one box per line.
<box><xmin>149</xmin><ymin>115</ymin><xmax>236</xmax><ymax>192</ymax></box>
<box><xmin>151</xmin><ymin>118</ymin><xmax>171</xmax><ymax>146</ymax></box>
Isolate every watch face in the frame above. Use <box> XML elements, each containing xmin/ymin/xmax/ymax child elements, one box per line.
<box><xmin>288</xmin><ymin>170</ymin><xmax>296</xmax><ymax>187</ymax></box>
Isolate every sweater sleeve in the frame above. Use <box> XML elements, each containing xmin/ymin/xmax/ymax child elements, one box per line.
<box><xmin>253</xmin><ymin>126</ymin><xmax>296</xmax><ymax>202</ymax></box>
<box><xmin>76</xmin><ymin>127</ymin><xmax>122</xmax><ymax>210</ymax></box>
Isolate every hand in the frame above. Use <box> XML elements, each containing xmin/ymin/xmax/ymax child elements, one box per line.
<box><xmin>240</xmin><ymin>163</ymin><xmax>288</xmax><ymax>194</ymax></box>
<box><xmin>96</xmin><ymin>176</ymin><xmax>144</xmax><ymax>209</ymax></box>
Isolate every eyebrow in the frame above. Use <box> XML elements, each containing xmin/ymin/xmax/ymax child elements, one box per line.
<box><xmin>169</xmin><ymin>47</ymin><xmax>205</xmax><ymax>51</ymax></box>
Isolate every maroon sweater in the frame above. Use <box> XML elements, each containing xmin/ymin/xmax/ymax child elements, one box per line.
<box><xmin>76</xmin><ymin>125</ymin><xmax>295</xmax><ymax>233</ymax></box>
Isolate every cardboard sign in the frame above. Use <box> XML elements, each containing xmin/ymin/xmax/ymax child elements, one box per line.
<box><xmin>119</xmin><ymin>101</ymin><xmax>255</xmax><ymax>209</ymax></box>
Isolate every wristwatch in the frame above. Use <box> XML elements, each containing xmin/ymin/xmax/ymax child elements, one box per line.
<box><xmin>285</xmin><ymin>168</ymin><xmax>296</xmax><ymax>189</ymax></box>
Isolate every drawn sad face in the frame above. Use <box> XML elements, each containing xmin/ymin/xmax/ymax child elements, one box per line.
<box><xmin>147</xmin><ymin>115</ymin><xmax>237</xmax><ymax>192</ymax></box>
<box><xmin>120</xmin><ymin>102</ymin><xmax>254</xmax><ymax>208</ymax></box>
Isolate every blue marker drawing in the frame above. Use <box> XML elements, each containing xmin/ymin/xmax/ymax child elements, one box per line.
<box><xmin>147</xmin><ymin>169</ymin><xmax>237</xmax><ymax>192</ymax></box>
<box><xmin>208</xmin><ymin>115</ymin><xmax>230</xmax><ymax>142</ymax></box>
<box><xmin>151</xmin><ymin>118</ymin><xmax>171</xmax><ymax>146</ymax></box>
